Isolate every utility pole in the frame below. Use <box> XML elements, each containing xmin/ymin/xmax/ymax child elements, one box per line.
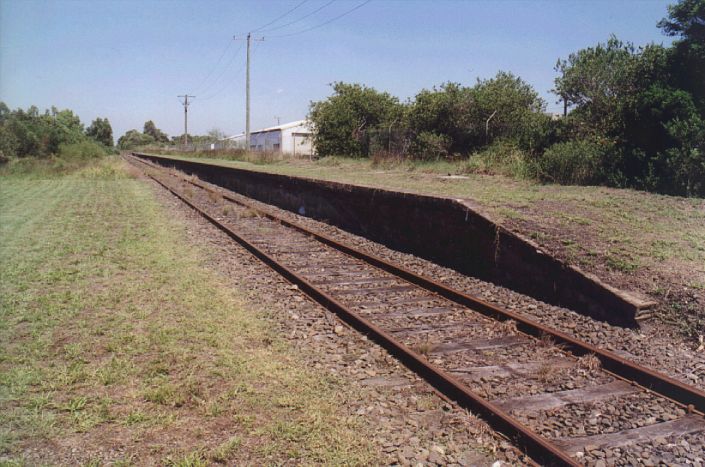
<box><xmin>178</xmin><ymin>94</ymin><xmax>195</xmax><ymax>147</ymax></box>
<box><xmin>246</xmin><ymin>33</ymin><xmax>251</xmax><ymax>150</ymax></box>
<box><xmin>235</xmin><ymin>33</ymin><xmax>263</xmax><ymax>150</ymax></box>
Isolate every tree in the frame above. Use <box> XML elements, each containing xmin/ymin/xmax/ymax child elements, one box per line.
<box><xmin>308</xmin><ymin>82</ymin><xmax>403</xmax><ymax>157</ymax></box>
<box><xmin>117</xmin><ymin>130</ymin><xmax>155</xmax><ymax>150</ymax></box>
<box><xmin>86</xmin><ymin>117</ymin><xmax>114</xmax><ymax>147</ymax></box>
<box><xmin>143</xmin><ymin>120</ymin><xmax>169</xmax><ymax>143</ymax></box>
<box><xmin>407</xmin><ymin>82</ymin><xmax>475</xmax><ymax>156</ymax></box>
<box><xmin>407</xmin><ymin>72</ymin><xmax>545</xmax><ymax>156</ymax></box>
<box><xmin>657</xmin><ymin>0</ymin><xmax>705</xmax><ymax>42</ymax></box>
<box><xmin>47</xmin><ymin>108</ymin><xmax>85</xmax><ymax>154</ymax></box>
<box><xmin>554</xmin><ymin>36</ymin><xmax>645</xmax><ymax>138</ymax></box>
<box><xmin>552</xmin><ymin>33</ymin><xmax>705</xmax><ymax>195</ymax></box>
<box><xmin>0</xmin><ymin>102</ymin><xmax>114</xmax><ymax>160</ymax></box>
<box><xmin>658</xmin><ymin>0</ymin><xmax>705</xmax><ymax>114</ymax></box>
<box><xmin>207</xmin><ymin>128</ymin><xmax>226</xmax><ymax>141</ymax></box>
<box><xmin>472</xmin><ymin>71</ymin><xmax>546</xmax><ymax>145</ymax></box>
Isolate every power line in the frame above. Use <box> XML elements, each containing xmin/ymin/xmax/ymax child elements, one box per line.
<box><xmin>251</xmin><ymin>0</ymin><xmax>309</xmax><ymax>32</ymax></box>
<box><xmin>268</xmin><ymin>0</ymin><xmax>371</xmax><ymax>38</ymax></box>
<box><xmin>258</xmin><ymin>0</ymin><xmax>336</xmax><ymax>33</ymax></box>
<box><xmin>198</xmin><ymin>48</ymin><xmax>247</xmax><ymax>101</ymax></box>
<box><xmin>189</xmin><ymin>39</ymin><xmax>234</xmax><ymax>94</ymax></box>
<box><xmin>195</xmin><ymin>42</ymin><xmax>245</xmax><ymax>97</ymax></box>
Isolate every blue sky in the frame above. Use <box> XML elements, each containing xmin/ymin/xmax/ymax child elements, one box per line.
<box><xmin>1</xmin><ymin>0</ymin><xmax>674</xmax><ymax>140</ymax></box>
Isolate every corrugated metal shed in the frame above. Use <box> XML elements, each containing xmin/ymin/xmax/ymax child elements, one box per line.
<box><xmin>223</xmin><ymin>120</ymin><xmax>314</xmax><ymax>156</ymax></box>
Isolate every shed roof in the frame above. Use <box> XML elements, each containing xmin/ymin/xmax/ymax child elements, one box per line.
<box><xmin>225</xmin><ymin>120</ymin><xmax>312</xmax><ymax>140</ymax></box>
<box><xmin>252</xmin><ymin>120</ymin><xmax>311</xmax><ymax>134</ymax></box>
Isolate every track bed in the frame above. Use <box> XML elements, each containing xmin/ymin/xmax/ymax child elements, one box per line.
<box><xmin>129</xmin><ymin>154</ymin><xmax>705</xmax><ymax>466</ymax></box>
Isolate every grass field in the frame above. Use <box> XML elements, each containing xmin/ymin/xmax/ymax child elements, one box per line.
<box><xmin>0</xmin><ymin>157</ymin><xmax>376</xmax><ymax>465</ymax></box>
<box><xmin>160</xmin><ymin>153</ymin><xmax>705</xmax><ymax>338</ymax></box>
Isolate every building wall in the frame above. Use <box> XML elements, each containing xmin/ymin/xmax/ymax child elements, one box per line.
<box><xmin>281</xmin><ymin>126</ymin><xmax>313</xmax><ymax>156</ymax></box>
<box><xmin>221</xmin><ymin>121</ymin><xmax>313</xmax><ymax>156</ymax></box>
<box><xmin>250</xmin><ymin>130</ymin><xmax>281</xmax><ymax>151</ymax></box>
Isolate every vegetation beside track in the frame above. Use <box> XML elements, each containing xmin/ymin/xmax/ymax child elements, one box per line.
<box><xmin>156</xmin><ymin>153</ymin><xmax>705</xmax><ymax>340</ymax></box>
<box><xmin>0</xmin><ymin>157</ymin><xmax>376</xmax><ymax>465</ymax></box>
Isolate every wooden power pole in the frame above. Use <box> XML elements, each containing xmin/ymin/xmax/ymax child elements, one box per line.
<box><xmin>235</xmin><ymin>33</ymin><xmax>263</xmax><ymax>150</ymax></box>
<box><xmin>246</xmin><ymin>33</ymin><xmax>251</xmax><ymax>150</ymax></box>
<box><xmin>178</xmin><ymin>94</ymin><xmax>195</xmax><ymax>147</ymax></box>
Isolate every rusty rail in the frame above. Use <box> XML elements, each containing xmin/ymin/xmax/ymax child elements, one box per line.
<box><xmin>128</xmin><ymin>153</ymin><xmax>705</xmax><ymax>465</ymax></box>
<box><xmin>129</xmin><ymin>157</ymin><xmax>575</xmax><ymax>466</ymax></box>
<box><xmin>131</xmin><ymin>153</ymin><xmax>705</xmax><ymax>415</ymax></box>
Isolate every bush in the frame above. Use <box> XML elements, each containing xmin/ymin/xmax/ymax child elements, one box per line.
<box><xmin>465</xmin><ymin>140</ymin><xmax>539</xmax><ymax>179</ymax></box>
<box><xmin>407</xmin><ymin>73</ymin><xmax>546</xmax><ymax>156</ymax></box>
<box><xmin>58</xmin><ymin>140</ymin><xmax>109</xmax><ymax>160</ymax></box>
<box><xmin>412</xmin><ymin>131</ymin><xmax>452</xmax><ymax>160</ymax></box>
<box><xmin>118</xmin><ymin>130</ymin><xmax>156</xmax><ymax>150</ymax></box>
<box><xmin>308</xmin><ymin>82</ymin><xmax>403</xmax><ymax>157</ymax></box>
<box><xmin>538</xmin><ymin>139</ymin><xmax>609</xmax><ymax>185</ymax></box>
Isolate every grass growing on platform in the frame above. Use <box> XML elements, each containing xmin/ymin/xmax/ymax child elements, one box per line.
<box><xmin>0</xmin><ymin>157</ymin><xmax>376</xmax><ymax>465</ymax></box>
<box><xmin>154</xmin><ymin>153</ymin><xmax>705</xmax><ymax>338</ymax></box>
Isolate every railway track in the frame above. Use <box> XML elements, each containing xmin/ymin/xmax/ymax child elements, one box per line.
<box><xmin>128</xmin><ymin>154</ymin><xmax>705</xmax><ymax>466</ymax></box>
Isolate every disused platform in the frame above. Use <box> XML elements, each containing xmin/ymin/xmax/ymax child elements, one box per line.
<box><xmin>134</xmin><ymin>152</ymin><xmax>655</xmax><ymax>327</ymax></box>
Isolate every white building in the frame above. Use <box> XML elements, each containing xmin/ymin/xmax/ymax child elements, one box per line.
<box><xmin>222</xmin><ymin>120</ymin><xmax>314</xmax><ymax>157</ymax></box>
<box><xmin>250</xmin><ymin>120</ymin><xmax>314</xmax><ymax>156</ymax></box>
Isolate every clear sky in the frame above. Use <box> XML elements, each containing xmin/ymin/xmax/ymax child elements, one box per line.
<box><xmin>1</xmin><ymin>0</ymin><xmax>675</xmax><ymax>140</ymax></box>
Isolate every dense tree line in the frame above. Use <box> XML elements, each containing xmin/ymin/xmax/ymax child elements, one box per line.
<box><xmin>116</xmin><ymin>122</ymin><xmax>226</xmax><ymax>150</ymax></box>
<box><xmin>308</xmin><ymin>0</ymin><xmax>705</xmax><ymax>196</ymax></box>
<box><xmin>0</xmin><ymin>102</ymin><xmax>113</xmax><ymax>161</ymax></box>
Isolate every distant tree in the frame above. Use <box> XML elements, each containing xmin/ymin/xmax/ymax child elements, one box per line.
<box><xmin>207</xmin><ymin>128</ymin><xmax>227</xmax><ymax>141</ymax></box>
<box><xmin>0</xmin><ymin>104</ymin><xmax>18</xmax><ymax>160</ymax></box>
<box><xmin>143</xmin><ymin>120</ymin><xmax>169</xmax><ymax>143</ymax></box>
<box><xmin>308</xmin><ymin>82</ymin><xmax>403</xmax><ymax>157</ymax></box>
<box><xmin>86</xmin><ymin>117</ymin><xmax>114</xmax><ymax>147</ymax></box>
<box><xmin>117</xmin><ymin>130</ymin><xmax>155</xmax><ymax>150</ymax></box>
<box><xmin>47</xmin><ymin>108</ymin><xmax>85</xmax><ymax>154</ymax></box>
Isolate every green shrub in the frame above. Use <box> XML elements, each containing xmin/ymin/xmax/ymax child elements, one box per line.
<box><xmin>412</xmin><ymin>131</ymin><xmax>452</xmax><ymax>160</ymax></box>
<box><xmin>308</xmin><ymin>82</ymin><xmax>403</xmax><ymax>157</ymax></box>
<box><xmin>465</xmin><ymin>140</ymin><xmax>539</xmax><ymax>179</ymax></box>
<box><xmin>58</xmin><ymin>140</ymin><xmax>108</xmax><ymax>160</ymax></box>
<box><xmin>538</xmin><ymin>139</ymin><xmax>608</xmax><ymax>185</ymax></box>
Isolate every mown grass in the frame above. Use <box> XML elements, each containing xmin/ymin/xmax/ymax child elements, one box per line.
<box><xmin>0</xmin><ymin>157</ymin><xmax>376</xmax><ymax>464</ymax></box>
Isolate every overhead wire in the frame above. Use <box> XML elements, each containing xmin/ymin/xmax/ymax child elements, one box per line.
<box><xmin>189</xmin><ymin>39</ymin><xmax>235</xmax><ymax>94</ymax></box>
<box><xmin>251</xmin><ymin>0</ymin><xmax>309</xmax><ymax>32</ymax></box>
<box><xmin>257</xmin><ymin>0</ymin><xmax>337</xmax><ymax>33</ymax></box>
<box><xmin>267</xmin><ymin>0</ymin><xmax>371</xmax><ymax>38</ymax></box>
<box><xmin>188</xmin><ymin>0</ymin><xmax>372</xmax><ymax>117</ymax></box>
<box><xmin>195</xmin><ymin>42</ymin><xmax>245</xmax><ymax>97</ymax></box>
<box><xmin>198</xmin><ymin>44</ymin><xmax>248</xmax><ymax>101</ymax></box>
<box><xmin>189</xmin><ymin>0</ymin><xmax>308</xmax><ymax>96</ymax></box>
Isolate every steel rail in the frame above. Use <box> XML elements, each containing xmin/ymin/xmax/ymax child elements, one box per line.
<box><xmin>130</xmin><ymin>152</ymin><xmax>705</xmax><ymax>416</ymax></box>
<box><xmin>128</xmin><ymin>156</ymin><xmax>577</xmax><ymax>466</ymax></box>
